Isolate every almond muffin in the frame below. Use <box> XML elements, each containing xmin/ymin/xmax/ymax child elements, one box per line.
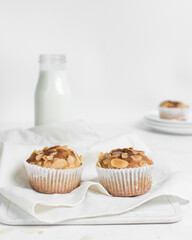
<box><xmin>159</xmin><ymin>100</ymin><xmax>189</xmax><ymax>120</ymax></box>
<box><xmin>96</xmin><ymin>147</ymin><xmax>154</xmax><ymax>197</ymax></box>
<box><xmin>25</xmin><ymin>145</ymin><xmax>83</xmax><ymax>194</ymax></box>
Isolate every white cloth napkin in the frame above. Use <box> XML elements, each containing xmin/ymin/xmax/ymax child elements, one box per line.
<box><xmin>0</xmin><ymin>121</ymin><xmax>190</xmax><ymax>223</ymax></box>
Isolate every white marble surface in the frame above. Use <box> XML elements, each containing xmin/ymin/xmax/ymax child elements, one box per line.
<box><xmin>0</xmin><ymin>121</ymin><xmax>191</xmax><ymax>240</ymax></box>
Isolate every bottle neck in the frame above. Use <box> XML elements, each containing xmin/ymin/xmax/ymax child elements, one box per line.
<box><xmin>39</xmin><ymin>54</ymin><xmax>67</xmax><ymax>71</ymax></box>
<box><xmin>39</xmin><ymin>63</ymin><xmax>66</xmax><ymax>71</ymax></box>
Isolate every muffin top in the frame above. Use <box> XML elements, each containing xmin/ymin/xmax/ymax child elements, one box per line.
<box><xmin>96</xmin><ymin>147</ymin><xmax>153</xmax><ymax>169</ymax></box>
<box><xmin>26</xmin><ymin>145</ymin><xmax>82</xmax><ymax>169</ymax></box>
<box><xmin>159</xmin><ymin>100</ymin><xmax>188</xmax><ymax>108</ymax></box>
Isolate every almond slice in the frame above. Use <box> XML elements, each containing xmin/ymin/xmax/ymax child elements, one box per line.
<box><xmin>36</xmin><ymin>161</ymin><xmax>43</xmax><ymax>166</ymax></box>
<box><xmin>121</xmin><ymin>153</ymin><xmax>128</xmax><ymax>159</ymax></box>
<box><xmin>79</xmin><ymin>155</ymin><xmax>82</xmax><ymax>163</ymax></box>
<box><xmin>61</xmin><ymin>145</ymin><xmax>68</xmax><ymax>150</ymax></box>
<box><xmin>112</xmin><ymin>152</ymin><xmax>121</xmax><ymax>158</ymax></box>
<box><xmin>147</xmin><ymin>158</ymin><xmax>153</xmax><ymax>165</ymax></box>
<box><xmin>42</xmin><ymin>155</ymin><xmax>48</xmax><ymax>161</ymax></box>
<box><xmin>139</xmin><ymin>160</ymin><xmax>148</xmax><ymax>167</ymax></box>
<box><xmin>111</xmin><ymin>158</ymin><xmax>128</xmax><ymax>168</ymax></box>
<box><xmin>103</xmin><ymin>159</ymin><xmax>111</xmax><ymax>165</ymax></box>
<box><xmin>43</xmin><ymin>161</ymin><xmax>52</xmax><ymax>168</ymax></box>
<box><xmin>108</xmin><ymin>162</ymin><xmax>114</xmax><ymax>169</ymax></box>
<box><xmin>75</xmin><ymin>157</ymin><xmax>81</xmax><ymax>166</ymax></box>
<box><xmin>67</xmin><ymin>155</ymin><xmax>75</xmax><ymax>165</ymax></box>
<box><xmin>73</xmin><ymin>151</ymin><xmax>82</xmax><ymax>166</ymax></box>
<box><xmin>36</xmin><ymin>150</ymin><xmax>43</xmax><ymax>155</ymax></box>
<box><xmin>96</xmin><ymin>162</ymin><xmax>101</xmax><ymax>167</ymax></box>
<box><xmin>50</xmin><ymin>152</ymin><xmax>57</xmax><ymax>156</ymax></box>
<box><xmin>47</xmin><ymin>147</ymin><xmax>57</xmax><ymax>153</ymax></box>
<box><xmin>131</xmin><ymin>155</ymin><xmax>142</xmax><ymax>162</ymax></box>
<box><xmin>101</xmin><ymin>163</ymin><xmax>108</xmax><ymax>168</ymax></box>
<box><xmin>47</xmin><ymin>155</ymin><xmax>53</xmax><ymax>161</ymax></box>
<box><xmin>51</xmin><ymin>159</ymin><xmax>67</xmax><ymax>169</ymax></box>
<box><xmin>98</xmin><ymin>152</ymin><xmax>104</xmax><ymax>160</ymax></box>
<box><xmin>30</xmin><ymin>150</ymin><xmax>36</xmax><ymax>157</ymax></box>
<box><xmin>132</xmin><ymin>150</ymin><xmax>145</xmax><ymax>155</ymax></box>
<box><xmin>36</xmin><ymin>154</ymin><xmax>43</xmax><ymax>161</ymax></box>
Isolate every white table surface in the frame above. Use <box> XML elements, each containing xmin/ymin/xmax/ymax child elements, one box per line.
<box><xmin>0</xmin><ymin>120</ymin><xmax>192</xmax><ymax>240</ymax></box>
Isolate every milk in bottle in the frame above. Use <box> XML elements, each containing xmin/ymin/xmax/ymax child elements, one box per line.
<box><xmin>35</xmin><ymin>54</ymin><xmax>71</xmax><ymax>125</ymax></box>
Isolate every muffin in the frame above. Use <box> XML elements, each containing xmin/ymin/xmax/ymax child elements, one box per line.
<box><xmin>159</xmin><ymin>100</ymin><xmax>189</xmax><ymax>120</ymax></box>
<box><xmin>25</xmin><ymin>145</ymin><xmax>83</xmax><ymax>194</ymax></box>
<box><xmin>96</xmin><ymin>147</ymin><xmax>153</xmax><ymax>197</ymax></box>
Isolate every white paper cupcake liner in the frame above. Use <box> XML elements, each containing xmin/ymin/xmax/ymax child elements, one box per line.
<box><xmin>24</xmin><ymin>162</ymin><xmax>83</xmax><ymax>194</ymax></box>
<box><xmin>96</xmin><ymin>165</ymin><xmax>154</xmax><ymax>197</ymax></box>
<box><xmin>159</xmin><ymin>107</ymin><xmax>189</xmax><ymax>120</ymax></box>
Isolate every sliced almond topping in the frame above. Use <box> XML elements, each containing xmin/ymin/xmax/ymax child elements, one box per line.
<box><xmin>47</xmin><ymin>155</ymin><xmax>53</xmax><ymax>161</ymax></box>
<box><xmin>139</xmin><ymin>160</ymin><xmax>148</xmax><ymax>167</ymax></box>
<box><xmin>36</xmin><ymin>154</ymin><xmax>43</xmax><ymax>161</ymax></box>
<box><xmin>132</xmin><ymin>151</ymin><xmax>138</xmax><ymax>155</ymax></box>
<box><xmin>103</xmin><ymin>158</ymin><xmax>111</xmax><ymax>165</ymax></box>
<box><xmin>49</xmin><ymin>145</ymin><xmax>60</xmax><ymax>149</ymax></box>
<box><xmin>112</xmin><ymin>152</ymin><xmax>121</xmax><ymax>158</ymax></box>
<box><xmin>67</xmin><ymin>155</ymin><xmax>75</xmax><ymax>165</ymax></box>
<box><xmin>98</xmin><ymin>152</ymin><xmax>104</xmax><ymax>160</ymax></box>
<box><xmin>75</xmin><ymin>157</ymin><xmax>81</xmax><ymax>166</ymax></box>
<box><xmin>103</xmin><ymin>153</ymin><xmax>109</xmax><ymax>158</ymax></box>
<box><xmin>121</xmin><ymin>153</ymin><xmax>128</xmax><ymax>159</ymax></box>
<box><xmin>96</xmin><ymin>161</ymin><xmax>101</xmax><ymax>167</ymax></box>
<box><xmin>43</xmin><ymin>161</ymin><xmax>52</xmax><ymax>168</ymax></box>
<box><xmin>55</xmin><ymin>145</ymin><xmax>62</xmax><ymax>150</ymax></box>
<box><xmin>36</xmin><ymin>161</ymin><xmax>43</xmax><ymax>166</ymax></box>
<box><xmin>36</xmin><ymin>150</ymin><xmax>43</xmax><ymax>155</ymax></box>
<box><xmin>101</xmin><ymin>163</ymin><xmax>108</xmax><ymax>168</ymax></box>
<box><xmin>42</xmin><ymin>155</ymin><xmax>48</xmax><ymax>161</ymax></box>
<box><xmin>73</xmin><ymin>151</ymin><xmax>82</xmax><ymax>166</ymax></box>
<box><xmin>53</xmin><ymin>158</ymin><xmax>61</xmax><ymax>163</ymax></box>
<box><xmin>129</xmin><ymin>161</ymin><xmax>139</xmax><ymax>168</ymax></box>
<box><xmin>107</xmin><ymin>162</ymin><xmax>114</xmax><ymax>169</ymax></box>
<box><xmin>47</xmin><ymin>147</ymin><xmax>57</xmax><ymax>153</ymax></box>
<box><xmin>51</xmin><ymin>159</ymin><xmax>67</xmax><ymax>169</ymax></box>
<box><xmin>28</xmin><ymin>145</ymin><xmax>82</xmax><ymax>169</ymax></box>
<box><xmin>50</xmin><ymin>152</ymin><xmax>57</xmax><ymax>156</ymax></box>
<box><xmin>62</xmin><ymin>145</ymin><xmax>68</xmax><ymax>150</ymax></box>
<box><xmin>132</xmin><ymin>150</ymin><xmax>145</xmax><ymax>155</ymax></box>
<box><xmin>131</xmin><ymin>155</ymin><xmax>142</xmax><ymax>162</ymax></box>
<box><xmin>30</xmin><ymin>150</ymin><xmax>36</xmax><ymax>157</ymax></box>
<box><xmin>111</xmin><ymin>158</ymin><xmax>129</xmax><ymax>169</ymax></box>
<box><xmin>147</xmin><ymin>158</ymin><xmax>153</xmax><ymax>165</ymax></box>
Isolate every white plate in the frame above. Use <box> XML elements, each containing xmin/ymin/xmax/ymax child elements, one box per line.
<box><xmin>145</xmin><ymin>111</ymin><xmax>192</xmax><ymax>126</ymax></box>
<box><xmin>0</xmin><ymin>194</ymin><xmax>182</xmax><ymax>225</ymax></box>
<box><xmin>145</xmin><ymin>119</ymin><xmax>192</xmax><ymax>134</ymax></box>
<box><xmin>146</xmin><ymin>119</ymin><xmax>192</xmax><ymax>129</ymax></box>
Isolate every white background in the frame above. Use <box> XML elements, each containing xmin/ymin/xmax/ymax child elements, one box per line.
<box><xmin>1</xmin><ymin>0</ymin><xmax>192</xmax><ymax>125</ymax></box>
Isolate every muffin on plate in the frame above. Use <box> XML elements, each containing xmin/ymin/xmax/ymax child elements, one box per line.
<box><xmin>25</xmin><ymin>145</ymin><xmax>83</xmax><ymax>194</ymax></box>
<box><xmin>159</xmin><ymin>100</ymin><xmax>189</xmax><ymax>120</ymax></box>
<box><xmin>96</xmin><ymin>147</ymin><xmax>153</xmax><ymax>197</ymax></box>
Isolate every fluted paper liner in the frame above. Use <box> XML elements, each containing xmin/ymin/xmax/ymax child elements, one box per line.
<box><xmin>24</xmin><ymin>162</ymin><xmax>83</xmax><ymax>194</ymax></box>
<box><xmin>96</xmin><ymin>165</ymin><xmax>154</xmax><ymax>197</ymax></box>
<box><xmin>159</xmin><ymin>107</ymin><xmax>189</xmax><ymax>120</ymax></box>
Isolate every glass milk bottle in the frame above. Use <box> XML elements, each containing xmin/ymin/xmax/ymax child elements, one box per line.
<box><xmin>35</xmin><ymin>54</ymin><xmax>71</xmax><ymax>125</ymax></box>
